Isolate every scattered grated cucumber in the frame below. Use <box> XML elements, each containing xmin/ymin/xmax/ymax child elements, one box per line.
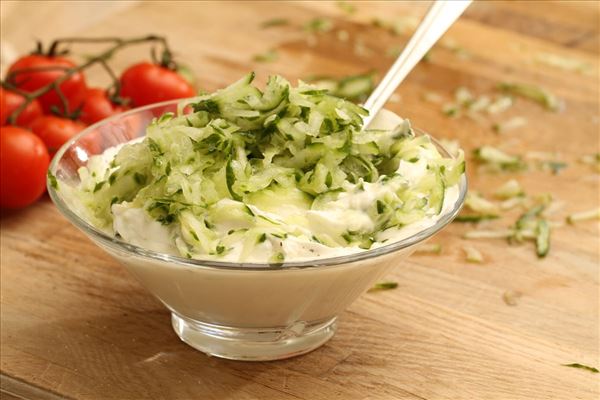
<box><xmin>368</xmin><ymin>281</ymin><xmax>398</xmax><ymax>292</ymax></box>
<box><xmin>414</xmin><ymin>243</ymin><xmax>442</xmax><ymax>254</ymax></box>
<box><xmin>253</xmin><ymin>49</ymin><xmax>278</xmax><ymax>63</ymax></box>
<box><xmin>304</xmin><ymin>18</ymin><xmax>333</xmax><ymax>33</ymax></box>
<box><xmin>463</xmin><ymin>245</ymin><xmax>484</xmax><ymax>263</ymax></box>
<box><xmin>498</xmin><ymin>82</ymin><xmax>563</xmax><ymax>112</ymax></box>
<box><xmin>260</xmin><ymin>18</ymin><xmax>289</xmax><ymax>29</ymax></box>
<box><xmin>305</xmin><ymin>72</ymin><xmax>376</xmax><ymax>103</ymax></box>
<box><xmin>566</xmin><ymin>208</ymin><xmax>600</xmax><ymax>224</ymax></box>
<box><xmin>492</xmin><ymin>116</ymin><xmax>527</xmax><ymax>134</ymax></box>
<box><xmin>535</xmin><ymin>52</ymin><xmax>592</xmax><ymax>75</ymax></box>
<box><xmin>494</xmin><ymin>179</ymin><xmax>524</xmax><ymax>199</ymax></box>
<box><xmin>473</xmin><ymin>146</ymin><xmax>526</xmax><ymax>172</ymax></box>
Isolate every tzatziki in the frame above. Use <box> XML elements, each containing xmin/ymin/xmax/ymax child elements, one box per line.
<box><xmin>64</xmin><ymin>73</ymin><xmax>464</xmax><ymax>264</ymax></box>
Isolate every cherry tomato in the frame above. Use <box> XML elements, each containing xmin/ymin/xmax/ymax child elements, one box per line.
<box><xmin>0</xmin><ymin>126</ymin><xmax>50</xmax><ymax>208</ymax></box>
<box><xmin>0</xmin><ymin>88</ymin><xmax>44</xmax><ymax>127</ymax></box>
<box><xmin>30</xmin><ymin>116</ymin><xmax>85</xmax><ymax>157</ymax></box>
<box><xmin>79</xmin><ymin>88</ymin><xmax>123</xmax><ymax>125</ymax></box>
<box><xmin>8</xmin><ymin>55</ymin><xmax>87</xmax><ymax>114</ymax></box>
<box><xmin>120</xmin><ymin>62</ymin><xmax>195</xmax><ymax>107</ymax></box>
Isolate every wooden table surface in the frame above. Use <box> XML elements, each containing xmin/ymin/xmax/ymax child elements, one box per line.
<box><xmin>1</xmin><ymin>1</ymin><xmax>599</xmax><ymax>399</ymax></box>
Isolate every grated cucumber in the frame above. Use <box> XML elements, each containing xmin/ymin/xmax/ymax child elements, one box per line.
<box><xmin>70</xmin><ymin>73</ymin><xmax>464</xmax><ymax>261</ymax></box>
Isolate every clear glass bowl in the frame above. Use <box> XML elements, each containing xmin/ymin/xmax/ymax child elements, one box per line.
<box><xmin>47</xmin><ymin>100</ymin><xmax>467</xmax><ymax>361</ymax></box>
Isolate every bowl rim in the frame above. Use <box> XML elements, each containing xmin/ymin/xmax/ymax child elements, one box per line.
<box><xmin>48</xmin><ymin>99</ymin><xmax>468</xmax><ymax>271</ymax></box>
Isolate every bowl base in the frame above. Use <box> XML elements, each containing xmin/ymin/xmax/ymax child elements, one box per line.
<box><xmin>171</xmin><ymin>313</ymin><xmax>337</xmax><ymax>361</ymax></box>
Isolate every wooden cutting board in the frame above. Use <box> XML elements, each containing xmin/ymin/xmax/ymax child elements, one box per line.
<box><xmin>1</xmin><ymin>1</ymin><xmax>598</xmax><ymax>399</ymax></box>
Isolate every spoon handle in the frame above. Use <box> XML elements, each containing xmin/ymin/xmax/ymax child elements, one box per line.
<box><xmin>362</xmin><ymin>0</ymin><xmax>472</xmax><ymax>128</ymax></box>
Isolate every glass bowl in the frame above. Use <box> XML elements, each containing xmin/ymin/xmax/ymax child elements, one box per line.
<box><xmin>47</xmin><ymin>100</ymin><xmax>467</xmax><ymax>361</ymax></box>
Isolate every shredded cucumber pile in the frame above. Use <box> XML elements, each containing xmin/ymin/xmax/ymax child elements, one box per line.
<box><xmin>72</xmin><ymin>73</ymin><xmax>464</xmax><ymax>263</ymax></box>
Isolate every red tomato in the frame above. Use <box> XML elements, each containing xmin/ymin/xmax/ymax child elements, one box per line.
<box><xmin>0</xmin><ymin>88</ymin><xmax>44</xmax><ymax>127</ymax></box>
<box><xmin>30</xmin><ymin>116</ymin><xmax>85</xmax><ymax>157</ymax></box>
<box><xmin>8</xmin><ymin>55</ymin><xmax>87</xmax><ymax>114</ymax></box>
<box><xmin>79</xmin><ymin>88</ymin><xmax>123</xmax><ymax>125</ymax></box>
<box><xmin>0</xmin><ymin>126</ymin><xmax>50</xmax><ymax>208</ymax></box>
<box><xmin>120</xmin><ymin>62</ymin><xmax>195</xmax><ymax>107</ymax></box>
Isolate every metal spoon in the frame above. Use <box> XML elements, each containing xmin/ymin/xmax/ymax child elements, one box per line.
<box><xmin>362</xmin><ymin>0</ymin><xmax>473</xmax><ymax>128</ymax></box>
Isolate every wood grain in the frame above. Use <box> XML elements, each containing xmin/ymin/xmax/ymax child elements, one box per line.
<box><xmin>1</xmin><ymin>1</ymin><xmax>599</xmax><ymax>399</ymax></box>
